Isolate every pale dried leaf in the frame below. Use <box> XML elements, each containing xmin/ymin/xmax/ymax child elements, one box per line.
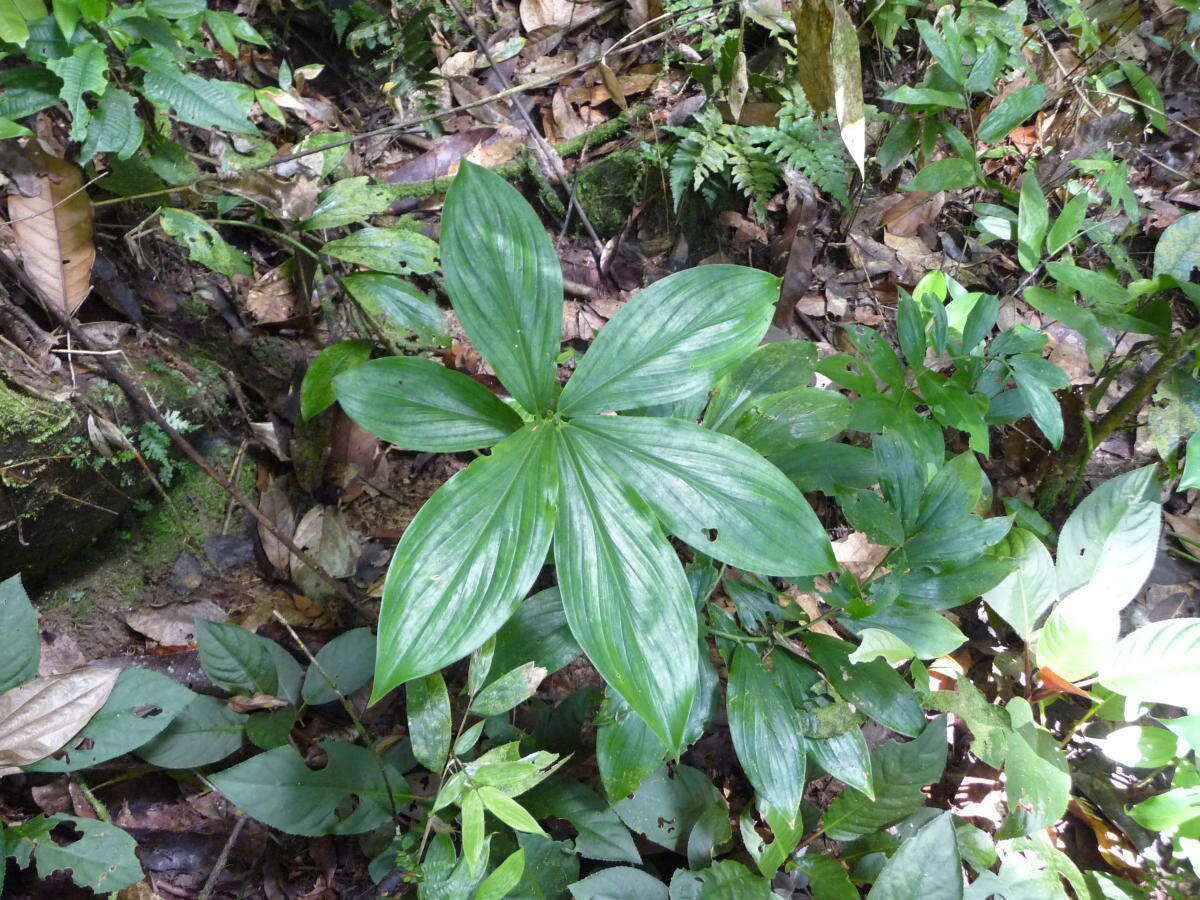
<box><xmin>598</xmin><ymin>62</ymin><xmax>628</xmax><ymax>110</ymax></box>
<box><xmin>520</xmin><ymin>0</ymin><xmax>596</xmax><ymax>31</ymax></box>
<box><xmin>6</xmin><ymin>148</ymin><xmax>95</xmax><ymax>315</ymax></box>
<box><xmin>830</xmin><ymin>1</ymin><xmax>865</xmax><ymax>176</ymax></box>
<box><xmin>124</xmin><ymin>599</ymin><xmax>228</xmax><ymax>646</ymax></box>
<box><xmin>258</xmin><ymin>480</ymin><xmax>296</xmax><ymax>572</ymax></box>
<box><xmin>245</xmin><ymin>263</ymin><xmax>299</xmax><ymax>324</ymax></box>
<box><xmin>0</xmin><ymin>668</ymin><xmax>120</xmax><ymax>767</ymax></box>
<box><xmin>728</xmin><ymin>51</ymin><xmax>749</xmax><ymax>123</ymax></box>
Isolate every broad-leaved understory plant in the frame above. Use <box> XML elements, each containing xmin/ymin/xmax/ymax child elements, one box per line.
<box><xmin>327</xmin><ymin>160</ymin><xmax>836</xmax><ymax>752</ymax></box>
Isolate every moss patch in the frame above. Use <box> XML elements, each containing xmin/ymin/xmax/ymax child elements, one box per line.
<box><xmin>575</xmin><ymin>150</ymin><xmax>646</xmax><ymax>237</ymax></box>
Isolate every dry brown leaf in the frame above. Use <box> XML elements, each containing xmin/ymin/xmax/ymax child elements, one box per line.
<box><xmin>598</xmin><ymin>61</ymin><xmax>628</xmax><ymax>110</ymax></box>
<box><xmin>728</xmin><ymin>51</ymin><xmax>749</xmax><ymax>124</ymax></box>
<box><xmin>245</xmin><ymin>263</ymin><xmax>300</xmax><ymax>324</ymax></box>
<box><xmin>125</xmin><ymin>599</ymin><xmax>228</xmax><ymax>646</ymax></box>
<box><xmin>6</xmin><ymin>147</ymin><xmax>95</xmax><ymax>315</ymax></box>
<box><xmin>833</xmin><ymin>530</ymin><xmax>889</xmax><ymax>580</ymax></box>
<box><xmin>0</xmin><ymin>667</ymin><xmax>120</xmax><ymax>767</ymax></box>
<box><xmin>258</xmin><ymin>479</ymin><xmax>296</xmax><ymax>573</ymax></box>
<box><xmin>217</xmin><ymin>171</ymin><xmax>319</xmax><ymax>222</ymax></box>
<box><xmin>520</xmin><ymin>0</ymin><xmax>597</xmax><ymax>32</ymax></box>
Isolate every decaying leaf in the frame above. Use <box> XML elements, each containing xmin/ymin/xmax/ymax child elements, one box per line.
<box><xmin>6</xmin><ymin>147</ymin><xmax>96</xmax><ymax>315</ymax></box>
<box><xmin>791</xmin><ymin>0</ymin><xmax>865</xmax><ymax>175</ymax></box>
<box><xmin>520</xmin><ymin>0</ymin><xmax>597</xmax><ymax>32</ymax></box>
<box><xmin>0</xmin><ymin>668</ymin><xmax>120</xmax><ymax>767</ymax></box>
<box><xmin>258</xmin><ymin>479</ymin><xmax>297</xmax><ymax>573</ymax></box>
<box><xmin>245</xmin><ymin>263</ymin><xmax>300</xmax><ymax>324</ymax></box>
<box><xmin>124</xmin><ymin>599</ymin><xmax>228</xmax><ymax>646</ymax></box>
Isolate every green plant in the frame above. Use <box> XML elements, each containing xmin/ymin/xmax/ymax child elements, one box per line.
<box><xmin>325</xmin><ymin>160</ymin><xmax>834</xmax><ymax>750</ymax></box>
<box><xmin>0</xmin><ymin>0</ymin><xmax>269</xmax><ymax>158</ymax></box>
<box><xmin>663</xmin><ymin>88</ymin><xmax>854</xmax><ymax>213</ymax></box>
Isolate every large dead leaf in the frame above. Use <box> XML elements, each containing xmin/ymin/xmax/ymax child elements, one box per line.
<box><xmin>520</xmin><ymin>0</ymin><xmax>597</xmax><ymax>31</ymax></box>
<box><xmin>124</xmin><ymin>600</ymin><xmax>228</xmax><ymax>646</ymax></box>
<box><xmin>792</xmin><ymin>0</ymin><xmax>865</xmax><ymax>176</ymax></box>
<box><xmin>0</xmin><ymin>668</ymin><xmax>120</xmax><ymax>767</ymax></box>
<box><xmin>6</xmin><ymin>147</ymin><xmax>96</xmax><ymax>315</ymax></box>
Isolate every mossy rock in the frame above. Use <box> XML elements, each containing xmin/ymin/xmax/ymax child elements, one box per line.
<box><xmin>574</xmin><ymin>150</ymin><xmax>647</xmax><ymax>238</ymax></box>
<box><xmin>0</xmin><ymin>349</ymin><xmax>233</xmax><ymax>584</ymax></box>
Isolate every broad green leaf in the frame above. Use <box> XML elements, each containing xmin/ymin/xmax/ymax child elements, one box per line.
<box><xmin>1100</xmin><ymin>618</ymin><xmax>1200</xmax><ymax>708</ymax></box>
<box><xmin>0</xmin><ymin>0</ymin><xmax>39</xmax><ymax>45</ymax></box>
<box><xmin>923</xmin><ymin>679</ymin><xmax>1010</xmax><ymax>768</ymax></box>
<box><xmin>823</xmin><ymin>717</ymin><xmax>947</xmax><ymax>840</ymax></box>
<box><xmin>702</xmin><ymin>340</ymin><xmax>817</xmax><ymax>431</ymax></box>
<box><xmin>461</xmin><ymin>789</ymin><xmax>486</xmax><ymax>873</ymax></box>
<box><xmin>668</xmin><ymin>860</ymin><xmax>773</xmax><ymax>898</ymax></box>
<box><xmin>524</xmin><ymin>777</ymin><xmax>640</xmax><ymax>863</ymax></box>
<box><xmin>44</xmin><ymin>39</ymin><xmax>106</xmax><ymax>140</ymax></box>
<box><xmin>1046</xmin><ymin>191</ymin><xmax>1090</xmax><ymax>255</ymax></box>
<box><xmin>848</xmin><ymin>606</ymin><xmax>966</xmax><ymax>661</ymax></box>
<box><xmin>7</xmin><ymin>814</ymin><xmax>142</xmax><ymax>893</ymax></box>
<box><xmin>131</xmin><ymin>48</ymin><xmax>256</xmax><ymax>133</ymax></box>
<box><xmin>884</xmin><ymin>85</ymin><xmax>965</xmax><ymax>108</ymax></box>
<box><xmin>477</xmin><ymin>786</ymin><xmax>546</xmax><ymax>835</ymax></box>
<box><xmin>559</xmin><ymin>265</ymin><xmax>777</xmax><ymax>416</ymax></box>
<box><xmin>334</xmin><ymin>356</ymin><xmax>522</xmax><ymax>452</ymax></box>
<box><xmin>205</xmin><ymin>9</ymin><xmax>268</xmax><ymax>55</ymax></box>
<box><xmin>1128</xmin><ymin>787</ymin><xmax>1200</xmax><ymax>830</ymax></box>
<box><xmin>803</xmin><ymin>632</ymin><xmax>925</xmax><ymax>737</ymax></box>
<box><xmin>477</xmin><ymin>848</ymin><xmax>526</xmax><ymax>900</ymax></box>
<box><xmin>727</xmin><ymin>646</ymin><xmax>806</xmax><ymax>823</ymax></box>
<box><xmin>569</xmin><ymin>866</ymin><xmax>667</xmax><ymax>899</ymax></box>
<box><xmin>1009</xmin><ymin>354</ymin><xmax>1068</xmax><ymax>448</ymax></box>
<box><xmin>26</xmin><ymin>668</ymin><xmax>193</xmax><ymax>772</ymax></box>
<box><xmin>1035</xmin><ymin>585</ymin><xmax>1119</xmax><ymax>681</ymax></box>
<box><xmin>196</xmin><ymin>619</ymin><xmax>278</xmax><ymax>695</ymax></box>
<box><xmin>1118</xmin><ymin>61</ymin><xmax>1169</xmax><ymax>133</ymax></box>
<box><xmin>300</xmin><ymin>176</ymin><xmax>398</xmax><ymax>229</ymax></box>
<box><xmin>868</xmin><ymin>811</ymin><xmax>963</xmax><ymax>899</ymax></box>
<box><xmin>568</xmin><ymin>415</ymin><xmax>834</xmax><ymax>576</ymax></box>
<box><xmin>0</xmin><ymin>67</ymin><xmax>61</xmax><ymax>120</ymax></box>
<box><xmin>848</xmin><ymin>628</ymin><xmax>917</xmax><ymax>665</ymax></box>
<box><xmin>442</xmin><ymin>160</ymin><xmax>562</xmax><ymax>414</ymax></box>
<box><xmin>1045</xmin><ymin>260</ymin><xmax>1133</xmax><ymax>307</ymax></box>
<box><xmin>510</xmin><ymin>834</ymin><xmax>580</xmax><ymax>899</ymax></box>
<box><xmin>210</xmin><ymin>740</ymin><xmax>402</xmax><ymax>835</ymax></box>
<box><xmin>1017</xmin><ymin>169</ymin><xmax>1049</xmax><ymax>272</ymax></box>
<box><xmin>300</xmin><ymin>339</ymin><xmax>372</xmax><ymax>421</ymax></box>
<box><xmin>372</xmin><ymin>425</ymin><xmax>557</xmax><ymax>699</ymax></box>
<box><xmin>146</xmin><ymin>0</ymin><xmax>204</xmax><ymax>16</ymax></box>
<box><xmin>978</xmin><ymin>84</ymin><xmax>1046</xmax><ymax>144</ymax></box>
<box><xmin>983</xmin><ymin>528</ymin><xmax>1056</xmax><ymax>641</ymax></box>
<box><xmin>806</xmin><ymin>714</ymin><xmax>873</xmax><ymax>798</ymax></box>
<box><xmin>998</xmin><ymin>698</ymin><xmax>1071</xmax><ymax>838</ymax></box>
<box><xmin>793</xmin><ymin>857</ymin><xmax>857</xmax><ymax>899</ymax></box>
<box><xmin>1055</xmin><ymin>465</ymin><xmax>1160</xmax><ymax>607</ymax></box>
<box><xmin>0</xmin><ymin>574</ymin><xmax>38</xmax><ymax>693</ymax></box>
<box><xmin>915</xmin><ymin>19</ymin><xmax>964</xmax><ymax>85</ymax></box>
<box><xmin>907</xmin><ymin>158</ymin><xmax>976</xmax><ymax>192</ymax></box>
<box><xmin>1100</xmin><ymin>725</ymin><xmax>1179</xmax><ymax>769</ymax></box>
<box><xmin>742</xmin><ymin>796</ymin><xmax>805</xmax><ymax>879</ymax></box>
<box><xmin>554</xmin><ymin>425</ymin><xmax>697</xmax><ymax>751</ymax></box>
<box><xmin>321</xmin><ymin>226</ymin><xmax>438</xmax><ymax>275</ymax></box>
<box><xmin>470</xmin><ymin>662</ymin><xmax>546</xmax><ymax>717</ymax></box>
<box><xmin>614</xmin><ymin>765</ymin><xmax>727</xmax><ymax>855</ymax></box>
<box><xmin>79</xmin><ymin>88</ymin><xmax>142</xmax><ymax>163</ymax></box>
<box><xmin>245</xmin><ymin>707</ymin><xmax>295</xmax><ymax>749</ymax></box>
<box><xmin>731</xmin><ymin>387</ymin><xmax>852</xmax><ymax>456</ymax></box>
<box><xmin>596</xmin><ymin>690</ymin><xmax>669</xmax><ymax>802</ymax></box>
<box><xmin>301</xmin><ymin>627</ymin><xmax>376</xmax><ymax>704</ymax></box>
<box><xmin>136</xmin><ymin>694</ymin><xmax>246</xmax><ymax>768</ymax></box>
<box><xmin>491</xmin><ymin>587</ymin><xmax>581</xmax><ymax>678</ymax></box>
<box><xmin>1155</xmin><ymin>211</ymin><xmax>1200</xmax><ymax>286</ymax></box>
<box><xmin>407</xmin><ymin>672</ymin><xmax>451</xmax><ymax>772</ymax></box>
<box><xmin>160</xmin><ymin>208</ymin><xmax>251</xmax><ymax>277</ymax></box>
<box><xmin>1165</xmin><ymin>714</ymin><xmax>1200</xmax><ymax>754</ymax></box>
<box><xmin>343</xmin><ymin>272</ymin><xmax>447</xmax><ymax>346</ymax></box>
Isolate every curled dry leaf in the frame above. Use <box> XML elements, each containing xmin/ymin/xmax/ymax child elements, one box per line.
<box><xmin>245</xmin><ymin>263</ymin><xmax>300</xmax><ymax>324</ymax></box>
<box><xmin>6</xmin><ymin>147</ymin><xmax>96</xmax><ymax>315</ymax></box>
<box><xmin>258</xmin><ymin>479</ymin><xmax>297</xmax><ymax>573</ymax></box>
<box><xmin>124</xmin><ymin>599</ymin><xmax>228</xmax><ymax>646</ymax></box>
<box><xmin>0</xmin><ymin>667</ymin><xmax>120</xmax><ymax>767</ymax></box>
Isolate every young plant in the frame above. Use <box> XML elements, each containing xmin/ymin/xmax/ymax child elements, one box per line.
<box><xmin>331</xmin><ymin>161</ymin><xmax>835</xmax><ymax>750</ymax></box>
